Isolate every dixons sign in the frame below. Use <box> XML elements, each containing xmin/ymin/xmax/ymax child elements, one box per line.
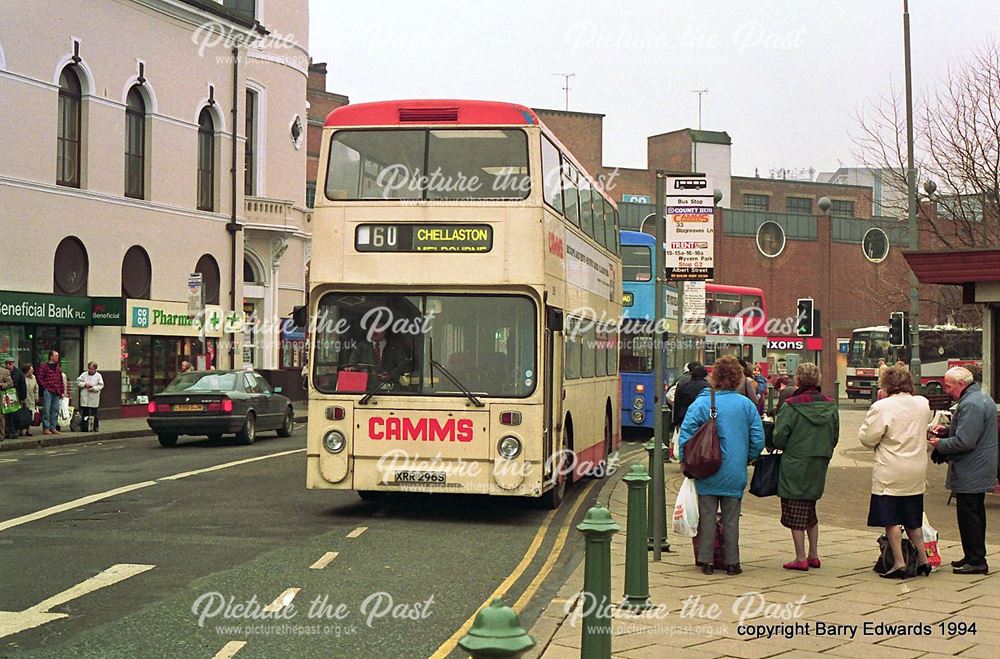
<box><xmin>768</xmin><ymin>337</ymin><xmax>824</xmax><ymax>351</ymax></box>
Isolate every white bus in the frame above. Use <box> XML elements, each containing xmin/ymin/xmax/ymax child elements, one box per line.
<box><xmin>305</xmin><ymin>100</ymin><xmax>622</xmax><ymax>507</ymax></box>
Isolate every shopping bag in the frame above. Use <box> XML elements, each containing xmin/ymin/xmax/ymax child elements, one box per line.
<box><xmin>32</xmin><ymin>409</ymin><xmax>42</xmax><ymax>426</ymax></box>
<box><xmin>682</xmin><ymin>390</ymin><xmax>722</xmax><ymax>479</ymax></box>
<box><xmin>874</xmin><ymin>532</ymin><xmax>920</xmax><ymax>577</ymax></box>
<box><xmin>69</xmin><ymin>409</ymin><xmax>82</xmax><ymax>432</ymax></box>
<box><xmin>671</xmin><ymin>477</ymin><xmax>700</xmax><ymax>538</ymax></box>
<box><xmin>2</xmin><ymin>388</ymin><xmax>21</xmax><ymax>414</ymax></box>
<box><xmin>749</xmin><ymin>452</ymin><xmax>782</xmax><ymax>497</ymax></box>
<box><xmin>922</xmin><ymin>513</ymin><xmax>941</xmax><ymax>570</ymax></box>
<box><xmin>58</xmin><ymin>397</ymin><xmax>70</xmax><ymax>419</ymax></box>
<box><xmin>15</xmin><ymin>406</ymin><xmax>32</xmax><ymax>430</ymax></box>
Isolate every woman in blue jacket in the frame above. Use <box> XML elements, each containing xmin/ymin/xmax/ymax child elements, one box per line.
<box><xmin>680</xmin><ymin>355</ymin><xmax>765</xmax><ymax>575</ymax></box>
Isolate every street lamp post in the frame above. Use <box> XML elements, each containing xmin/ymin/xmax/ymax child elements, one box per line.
<box><xmin>903</xmin><ymin>0</ymin><xmax>921</xmax><ymax>379</ymax></box>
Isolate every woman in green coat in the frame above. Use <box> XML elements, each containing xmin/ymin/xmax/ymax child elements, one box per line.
<box><xmin>772</xmin><ymin>363</ymin><xmax>840</xmax><ymax>571</ymax></box>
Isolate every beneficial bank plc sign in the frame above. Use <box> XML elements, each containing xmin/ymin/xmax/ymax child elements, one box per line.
<box><xmin>0</xmin><ymin>291</ymin><xmax>124</xmax><ymax>326</ymax></box>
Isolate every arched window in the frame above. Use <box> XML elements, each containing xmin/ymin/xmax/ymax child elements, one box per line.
<box><xmin>125</xmin><ymin>86</ymin><xmax>146</xmax><ymax>199</ymax></box>
<box><xmin>57</xmin><ymin>67</ymin><xmax>82</xmax><ymax>187</ymax></box>
<box><xmin>244</xmin><ymin>89</ymin><xmax>257</xmax><ymax>197</ymax></box>
<box><xmin>243</xmin><ymin>259</ymin><xmax>256</xmax><ymax>283</ymax></box>
<box><xmin>196</xmin><ymin>254</ymin><xmax>220</xmax><ymax>305</ymax></box>
<box><xmin>121</xmin><ymin>245</ymin><xmax>152</xmax><ymax>299</ymax></box>
<box><xmin>53</xmin><ymin>237</ymin><xmax>89</xmax><ymax>295</ymax></box>
<box><xmin>197</xmin><ymin>108</ymin><xmax>215</xmax><ymax>211</ymax></box>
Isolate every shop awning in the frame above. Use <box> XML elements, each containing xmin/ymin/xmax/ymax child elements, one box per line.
<box><xmin>903</xmin><ymin>248</ymin><xmax>1000</xmax><ymax>284</ymax></box>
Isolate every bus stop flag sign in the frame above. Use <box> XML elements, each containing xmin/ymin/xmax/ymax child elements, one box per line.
<box><xmin>664</xmin><ymin>175</ymin><xmax>714</xmax><ymax>281</ymax></box>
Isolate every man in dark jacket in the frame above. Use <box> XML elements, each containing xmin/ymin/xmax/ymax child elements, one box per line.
<box><xmin>672</xmin><ymin>364</ymin><xmax>710</xmax><ymax>430</ymax></box>
<box><xmin>930</xmin><ymin>366</ymin><xmax>999</xmax><ymax>575</ymax></box>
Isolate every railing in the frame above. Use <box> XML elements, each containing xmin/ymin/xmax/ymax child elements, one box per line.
<box><xmin>244</xmin><ymin>196</ymin><xmax>311</xmax><ymax>229</ymax></box>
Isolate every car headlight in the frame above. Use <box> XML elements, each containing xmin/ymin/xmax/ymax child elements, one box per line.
<box><xmin>631</xmin><ymin>410</ymin><xmax>645</xmax><ymax>424</ymax></box>
<box><xmin>632</xmin><ymin>395</ymin><xmax>645</xmax><ymax>410</ymax></box>
<box><xmin>497</xmin><ymin>435</ymin><xmax>522</xmax><ymax>460</ymax></box>
<box><xmin>323</xmin><ymin>430</ymin><xmax>346</xmax><ymax>454</ymax></box>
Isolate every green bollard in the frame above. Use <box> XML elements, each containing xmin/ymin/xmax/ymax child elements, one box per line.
<box><xmin>643</xmin><ymin>440</ymin><xmax>670</xmax><ymax>552</ymax></box>
<box><xmin>577</xmin><ymin>505</ymin><xmax>620</xmax><ymax>659</ymax></box>
<box><xmin>458</xmin><ymin>598</ymin><xmax>535</xmax><ymax>658</ymax></box>
<box><xmin>833</xmin><ymin>380</ymin><xmax>840</xmax><ymax>407</ymax></box>
<box><xmin>621</xmin><ymin>464</ymin><xmax>653</xmax><ymax>612</ymax></box>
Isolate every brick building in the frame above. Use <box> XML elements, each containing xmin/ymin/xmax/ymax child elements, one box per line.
<box><xmin>731</xmin><ymin>176</ymin><xmax>874</xmax><ymax>218</ymax></box>
<box><xmin>306</xmin><ymin>62</ymin><xmax>349</xmax><ymax>208</ymax></box>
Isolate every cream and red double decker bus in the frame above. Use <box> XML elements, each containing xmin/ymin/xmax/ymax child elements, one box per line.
<box><xmin>305</xmin><ymin>100</ymin><xmax>622</xmax><ymax>508</ymax></box>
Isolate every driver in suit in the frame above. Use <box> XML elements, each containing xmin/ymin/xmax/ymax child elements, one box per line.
<box><xmin>346</xmin><ymin>329</ymin><xmax>411</xmax><ymax>388</ymax></box>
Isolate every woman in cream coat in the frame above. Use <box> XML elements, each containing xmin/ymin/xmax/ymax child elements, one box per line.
<box><xmin>858</xmin><ymin>366</ymin><xmax>933</xmax><ymax>578</ymax></box>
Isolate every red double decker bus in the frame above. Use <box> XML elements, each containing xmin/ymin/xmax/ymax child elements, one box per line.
<box><xmin>702</xmin><ymin>283</ymin><xmax>768</xmax><ymax>371</ymax></box>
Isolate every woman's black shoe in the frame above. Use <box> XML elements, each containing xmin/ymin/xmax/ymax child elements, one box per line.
<box><xmin>879</xmin><ymin>567</ymin><xmax>907</xmax><ymax>579</ymax></box>
<box><xmin>726</xmin><ymin>564</ymin><xmax>743</xmax><ymax>576</ymax></box>
<box><xmin>916</xmin><ymin>563</ymin><xmax>932</xmax><ymax>576</ymax></box>
<box><xmin>701</xmin><ymin>564</ymin><xmax>714</xmax><ymax>575</ymax></box>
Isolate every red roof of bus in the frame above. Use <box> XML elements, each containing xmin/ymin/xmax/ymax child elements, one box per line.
<box><xmin>323</xmin><ymin>100</ymin><xmax>540</xmax><ymax>127</ymax></box>
<box><xmin>705</xmin><ymin>283</ymin><xmax>765</xmax><ymax>296</ymax></box>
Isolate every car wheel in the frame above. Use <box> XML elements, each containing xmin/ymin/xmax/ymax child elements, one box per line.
<box><xmin>277</xmin><ymin>407</ymin><xmax>294</xmax><ymax>437</ymax></box>
<box><xmin>237</xmin><ymin>413</ymin><xmax>256</xmax><ymax>445</ymax></box>
<box><xmin>158</xmin><ymin>433</ymin><xmax>178</xmax><ymax>447</ymax></box>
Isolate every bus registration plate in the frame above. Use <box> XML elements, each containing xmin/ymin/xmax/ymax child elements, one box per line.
<box><xmin>395</xmin><ymin>470</ymin><xmax>447</xmax><ymax>484</ymax></box>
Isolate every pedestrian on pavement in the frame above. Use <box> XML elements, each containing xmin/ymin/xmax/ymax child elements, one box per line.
<box><xmin>77</xmin><ymin>361</ymin><xmax>104</xmax><ymax>432</ymax></box>
<box><xmin>0</xmin><ymin>361</ymin><xmax>13</xmax><ymax>440</ymax></box>
<box><xmin>736</xmin><ymin>358</ymin><xmax>761</xmax><ymax>412</ymax></box>
<box><xmin>928</xmin><ymin>366</ymin><xmax>999</xmax><ymax>575</ymax></box>
<box><xmin>858</xmin><ymin>366</ymin><xmax>932</xmax><ymax>578</ymax></box>
<box><xmin>4</xmin><ymin>358</ymin><xmax>27</xmax><ymax>439</ymax></box>
<box><xmin>679</xmin><ymin>355</ymin><xmax>765</xmax><ymax>576</ymax></box>
<box><xmin>36</xmin><ymin>350</ymin><xmax>65</xmax><ymax>435</ymax></box>
<box><xmin>772</xmin><ymin>362</ymin><xmax>840</xmax><ymax>571</ymax></box>
<box><xmin>773</xmin><ymin>376</ymin><xmax>793</xmax><ymax>413</ymax></box>
<box><xmin>672</xmin><ymin>364</ymin><xmax>710</xmax><ymax>430</ymax></box>
<box><xmin>667</xmin><ymin>361</ymin><xmax>701</xmax><ymax>459</ymax></box>
<box><xmin>20</xmin><ymin>364</ymin><xmax>38</xmax><ymax>437</ymax></box>
<box><xmin>752</xmin><ymin>364</ymin><xmax>767</xmax><ymax>399</ymax></box>
<box><xmin>179</xmin><ymin>360</ymin><xmax>192</xmax><ymax>374</ymax></box>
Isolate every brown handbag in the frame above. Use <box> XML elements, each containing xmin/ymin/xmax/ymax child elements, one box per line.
<box><xmin>682</xmin><ymin>389</ymin><xmax>722</xmax><ymax>479</ymax></box>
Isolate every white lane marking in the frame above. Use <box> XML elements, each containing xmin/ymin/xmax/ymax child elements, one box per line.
<box><xmin>263</xmin><ymin>588</ymin><xmax>301</xmax><ymax>613</ymax></box>
<box><xmin>212</xmin><ymin>641</ymin><xmax>248</xmax><ymax>658</ymax></box>
<box><xmin>346</xmin><ymin>527</ymin><xmax>367</xmax><ymax>539</ymax></box>
<box><xmin>0</xmin><ymin>563</ymin><xmax>155</xmax><ymax>639</ymax></box>
<box><xmin>159</xmin><ymin>448</ymin><xmax>306</xmax><ymax>481</ymax></box>
<box><xmin>0</xmin><ymin>449</ymin><xmax>304</xmax><ymax>534</ymax></box>
<box><xmin>0</xmin><ymin>482</ymin><xmax>157</xmax><ymax>533</ymax></box>
<box><xmin>44</xmin><ymin>450</ymin><xmax>79</xmax><ymax>457</ymax></box>
<box><xmin>309</xmin><ymin>552</ymin><xmax>339</xmax><ymax>570</ymax></box>
<box><xmin>0</xmin><ymin>458</ymin><xmax>18</xmax><ymax>464</ymax></box>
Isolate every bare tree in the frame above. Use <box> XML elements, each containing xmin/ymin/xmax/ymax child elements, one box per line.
<box><xmin>854</xmin><ymin>40</ymin><xmax>1000</xmax><ymax>249</ymax></box>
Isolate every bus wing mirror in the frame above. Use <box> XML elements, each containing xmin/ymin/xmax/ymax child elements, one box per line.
<box><xmin>546</xmin><ymin>307</ymin><xmax>564</xmax><ymax>332</ymax></box>
<box><xmin>292</xmin><ymin>305</ymin><xmax>308</xmax><ymax>329</ymax></box>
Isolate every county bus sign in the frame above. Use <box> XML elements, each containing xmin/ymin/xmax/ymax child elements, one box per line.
<box><xmin>664</xmin><ymin>175</ymin><xmax>714</xmax><ymax>281</ymax></box>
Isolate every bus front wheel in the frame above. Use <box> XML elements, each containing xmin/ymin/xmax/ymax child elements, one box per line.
<box><xmin>541</xmin><ymin>427</ymin><xmax>572</xmax><ymax>509</ymax></box>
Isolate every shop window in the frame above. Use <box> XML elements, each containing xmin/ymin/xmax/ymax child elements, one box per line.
<box><xmin>122</xmin><ymin>245</ymin><xmax>152</xmax><ymax>299</ymax></box>
<box><xmin>53</xmin><ymin>236</ymin><xmax>89</xmax><ymax>295</ymax></box>
<box><xmin>196</xmin><ymin>254</ymin><xmax>220</xmax><ymax>304</ymax></box>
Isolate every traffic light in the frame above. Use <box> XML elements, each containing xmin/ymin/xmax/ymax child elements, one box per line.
<box><xmin>889</xmin><ymin>311</ymin><xmax>906</xmax><ymax>347</ymax></box>
<box><xmin>796</xmin><ymin>298</ymin><xmax>814</xmax><ymax>336</ymax></box>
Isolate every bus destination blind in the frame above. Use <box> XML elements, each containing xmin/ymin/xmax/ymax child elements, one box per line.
<box><xmin>355</xmin><ymin>224</ymin><xmax>493</xmax><ymax>253</ymax></box>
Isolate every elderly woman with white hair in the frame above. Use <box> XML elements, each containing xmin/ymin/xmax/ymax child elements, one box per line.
<box><xmin>77</xmin><ymin>361</ymin><xmax>104</xmax><ymax>432</ymax></box>
<box><xmin>859</xmin><ymin>366</ymin><xmax>933</xmax><ymax>578</ymax></box>
<box><xmin>929</xmin><ymin>366</ymin><xmax>999</xmax><ymax>575</ymax></box>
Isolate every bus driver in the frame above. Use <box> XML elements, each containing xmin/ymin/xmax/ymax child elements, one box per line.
<box><xmin>345</xmin><ymin>328</ymin><xmax>411</xmax><ymax>388</ymax></box>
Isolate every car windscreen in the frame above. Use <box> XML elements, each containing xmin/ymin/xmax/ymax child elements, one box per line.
<box><xmin>163</xmin><ymin>372</ymin><xmax>238</xmax><ymax>393</ymax></box>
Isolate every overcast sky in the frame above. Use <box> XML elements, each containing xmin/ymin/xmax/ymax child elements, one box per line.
<box><xmin>308</xmin><ymin>1</ymin><xmax>999</xmax><ymax>178</ymax></box>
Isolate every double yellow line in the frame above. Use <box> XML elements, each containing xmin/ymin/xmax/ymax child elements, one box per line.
<box><xmin>429</xmin><ymin>479</ymin><xmax>598</xmax><ymax>659</ymax></box>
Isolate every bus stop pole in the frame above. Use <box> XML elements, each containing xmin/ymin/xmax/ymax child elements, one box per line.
<box><xmin>651</xmin><ymin>171</ymin><xmax>667</xmax><ymax>561</ymax></box>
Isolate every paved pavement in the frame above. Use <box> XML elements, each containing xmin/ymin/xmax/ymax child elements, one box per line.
<box><xmin>1</xmin><ymin>417</ymin><xmax>158</xmax><ymax>452</ymax></box>
<box><xmin>527</xmin><ymin>404</ymin><xmax>1000</xmax><ymax>658</ymax></box>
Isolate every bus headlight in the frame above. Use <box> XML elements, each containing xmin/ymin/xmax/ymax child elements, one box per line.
<box><xmin>631</xmin><ymin>410</ymin><xmax>645</xmax><ymax>424</ymax></box>
<box><xmin>497</xmin><ymin>435</ymin><xmax>522</xmax><ymax>460</ymax></box>
<box><xmin>632</xmin><ymin>395</ymin><xmax>645</xmax><ymax>410</ymax></box>
<box><xmin>323</xmin><ymin>430</ymin><xmax>346</xmax><ymax>454</ymax></box>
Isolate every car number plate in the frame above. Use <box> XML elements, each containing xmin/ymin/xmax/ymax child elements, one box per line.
<box><xmin>395</xmin><ymin>470</ymin><xmax>446</xmax><ymax>484</ymax></box>
<box><xmin>173</xmin><ymin>404</ymin><xmax>204</xmax><ymax>412</ymax></box>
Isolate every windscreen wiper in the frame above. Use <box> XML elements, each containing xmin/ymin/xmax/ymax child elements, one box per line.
<box><xmin>429</xmin><ymin>359</ymin><xmax>485</xmax><ymax>408</ymax></box>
